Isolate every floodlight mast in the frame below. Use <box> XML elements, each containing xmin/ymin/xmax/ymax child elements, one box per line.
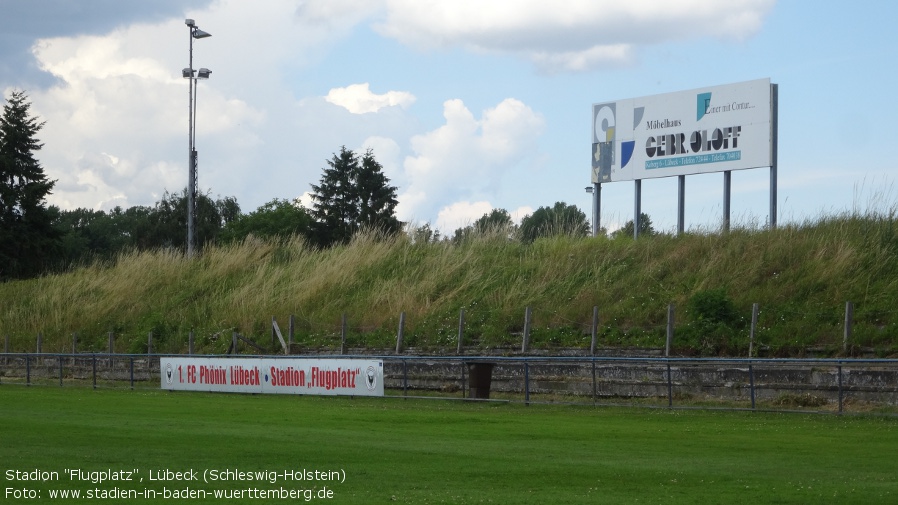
<box><xmin>184</xmin><ymin>19</ymin><xmax>211</xmax><ymax>257</ymax></box>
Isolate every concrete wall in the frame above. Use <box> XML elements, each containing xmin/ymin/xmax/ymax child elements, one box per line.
<box><xmin>2</xmin><ymin>354</ymin><xmax>896</xmax><ymax>406</ymax></box>
<box><xmin>383</xmin><ymin>360</ymin><xmax>898</xmax><ymax>405</ymax></box>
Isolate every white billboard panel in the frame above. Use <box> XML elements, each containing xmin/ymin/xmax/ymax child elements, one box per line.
<box><xmin>160</xmin><ymin>357</ymin><xmax>384</xmax><ymax>397</ymax></box>
<box><xmin>592</xmin><ymin>78</ymin><xmax>773</xmax><ymax>183</ymax></box>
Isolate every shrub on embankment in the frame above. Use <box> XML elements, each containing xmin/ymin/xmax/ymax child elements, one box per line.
<box><xmin>1</xmin><ymin>211</ymin><xmax>897</xmax><ymax>357</ymax></box>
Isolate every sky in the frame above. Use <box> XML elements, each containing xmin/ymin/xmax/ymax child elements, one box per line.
<box><xmin>1</xmin><ymin>0</ymin><xmax>896</xmax><ymax>235</ymax></box>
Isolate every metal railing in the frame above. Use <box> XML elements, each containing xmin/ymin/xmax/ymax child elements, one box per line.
<box><xmin>2</xmin><ymin>353</ymin><xmax>897</xmax><ymax>414</ymax></box>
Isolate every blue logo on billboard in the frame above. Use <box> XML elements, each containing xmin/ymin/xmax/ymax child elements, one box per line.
<box><xmin>697</xmin><ymin>92</ymin><xmax>712</xmax><ymax>121</ymax></box>
<box><xmin>620</xmin><ymin>105</ymin><xmax>642</xmax><ymax>169</ymax></box>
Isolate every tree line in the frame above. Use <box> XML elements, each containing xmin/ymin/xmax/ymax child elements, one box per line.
<box><xmin>1</xmin><ymin>90</ymin><xmax>652</xmax><ymax>280</ymax></box>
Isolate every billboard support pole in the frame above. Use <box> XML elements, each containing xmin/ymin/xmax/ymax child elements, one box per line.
<box><xmin>677</xmin><ymin>175</ymin><xmax>685</xmax><ymax>235</ymax></box>
<box><xmin>723</xmin><ymin>170</ymin><xmax>732</xmax><ymax>232</ymax></box>
<box><xmin>593</xmin><ymin>182</ymin><xmax>601</xmax><ymax>237</ymax></box>
<box><xmin>770</xmin><ymin>83</ymin><xmax>779</xmax><ymax>229</ymax></box>
<box><xmin>634</xmin><ymin>179</ymin><xmax>642</xmax><ymax>239</ymax></box>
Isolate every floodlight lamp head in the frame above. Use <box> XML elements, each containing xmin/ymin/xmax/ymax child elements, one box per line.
<box><xmin>192</xmin><ymin>28</ymin><xmax>211</xmax><ymax>39</ymax></box>
<box><xmin>197</xmin><ymin>68</ymin><xmax>211</xmax><ymax>79</ymax></box>
<box><xmin>585</xmin><ymin>186</ymin><xmax>594</xmax><ymax>193</ymax></box>
<box><xmin>182</xmin><ymin>68</ymin><xmax>194</xmax><ymax>78</ymax></box>
<box><xmin>185</xmin><ymin>19</ymin><xmax>195</xmax><ymax>27</ymax></box>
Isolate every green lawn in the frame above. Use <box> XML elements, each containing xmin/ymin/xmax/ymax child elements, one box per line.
<box><xmin>1</xmin><ymin>386</ymin><xmax>896</xmax><ymax>504</ymax></box>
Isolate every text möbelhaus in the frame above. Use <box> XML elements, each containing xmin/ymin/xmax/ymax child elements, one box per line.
<box><xmin>645</xmin><ymin>118</ymin><xmax>682</xmax><ymax>130</ymax></box>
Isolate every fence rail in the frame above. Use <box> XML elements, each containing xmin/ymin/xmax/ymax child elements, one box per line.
<box><xmin>6</xmin><ymin>298</ymin><xmax>888</xmax><ymax>358</ymax></box>
<box><xmin>2</xmin><ymin>353</ymin><xmax>897</xmax><ymax>414</ymax></box>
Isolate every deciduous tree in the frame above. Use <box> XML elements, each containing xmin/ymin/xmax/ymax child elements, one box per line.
<box><xmin>220</xmin><ymin>198</ymin><xmax>312</xmax><ymax>243</ymax></box>
<box><xmin>518</xmin><ymin>202</ymin><xmax>589</xmax><ymax>243</ymax></box>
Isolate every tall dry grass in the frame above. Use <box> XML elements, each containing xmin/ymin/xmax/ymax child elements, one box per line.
<box><xmin>1</xmin><ymin>210</ymin><xmax>897</xmax><ymax>356</ymax></box>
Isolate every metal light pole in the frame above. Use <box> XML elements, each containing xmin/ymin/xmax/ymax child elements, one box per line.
<box><xmin>183</xmin><ymin>19</ymin><xmax>211</xmax><ymax>257</ymax></box>
<box><xmin>585</xmin><ymin>183</ymin><xmax>600</xmax><ymax>237</ymax></box>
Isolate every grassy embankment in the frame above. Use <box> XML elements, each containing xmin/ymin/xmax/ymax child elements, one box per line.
<box><xmin>1</xmin><ymin>210</ymin><xmax>897</xmax><ymax>357</ymax></box>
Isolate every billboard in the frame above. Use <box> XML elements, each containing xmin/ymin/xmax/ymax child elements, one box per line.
<box><xmin>160</xmin><ymin>357</ymin><xmax>384</xmax><ymax>397</ymax></box>
<box><xmin>592</xmin><ymin>78</ymin><xmax>773</xmax><ymax>183</ymax></box>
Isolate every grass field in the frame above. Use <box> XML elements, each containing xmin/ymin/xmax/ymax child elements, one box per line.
<box><xmin>1</xmin><ymin>386</ymin><xmax>897</xmax><ymax>504</ymax></box>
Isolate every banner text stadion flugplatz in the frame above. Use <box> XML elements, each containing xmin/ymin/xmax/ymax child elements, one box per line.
<box><xmin>160</xmin><ymin>357</ymin><xmax>384</xmax><ymax>396</ymax></box>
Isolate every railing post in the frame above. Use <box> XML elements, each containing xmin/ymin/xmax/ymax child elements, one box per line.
<box><xmin>402</xmin><ymin>359</ymin><xmax>408</xmax><ymax>397</ymax></box>
<box><xmin>457</xmin><ymin>308</ymin><xmax>465</xmax><ymax>355</ymax></box>
<box><xmin>666</xmin><ymin>303</ymin><xmax>674</xmax><ymax>408</ymax></box>
<box><xmin>130</xmin><ymin>357</ymin><xmax>135</xmax><ymax>390</ymax></box>
<box><xmin>521</xmin><ymin>306</ymin><xmax>532</xmax><ymax>353</ymax></box>
<box><xmin>147</xmin><ymin>332</ymin><xmax>153</xmax><ymax>356</ymax></box>
<box><xmin>838</xmin><ymin>364</ymin><xmax>844</xmax><ymax>413</ymax></box>
<box><xmin>666</xmin><ymin>361</ymin><xmax>673</xmax><ymax>408</ymax></box>
<box><xmin>749</xmin><ymin>363</ymin><xmax>756</xmax><ymax>410</ymax></box>
<box><xmin>26</xmin><ymin>354</ymin><xmax>31</xmax><ymax>386</ymax></box>
<box><xmin>189</xmin><ymin>331</ymin><xmax>195</xmax><ymax>355</ymax></box>
<box><xmin>524</xmin><ymin>361</ymin><xmax>530</xmax><ymax>406</ymax></box>
<box><xmin>37</xmin><ymin>332</ymin><xmax>42</xmax><ymax>354</ymax></box>
<box><xmin>592</xmin><ymin>358</ymin><xmax>597</xmax><ymax>405</ymax></box>
<box><xmin>92</xmin><ymin>355</ymin><xmax>97</xmax><ymax>389</ymax></box>
<box><xmin>460</xmin><ymin>360</ymin><xmax>466</xmax><ymax>398</ymax></box>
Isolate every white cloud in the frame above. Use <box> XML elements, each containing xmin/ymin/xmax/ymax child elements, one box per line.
<box><xmin>24</xmin><ymin>9</ymin><xmax>273</xmax><ymax>210</ymax></box>
<box><xmin>397</xmin><ymin>97</ymin><xmax>545</xmax><ymax>223</ymax></box>
<box><xmin>510</xmin><ymin>206</ymin><xmax>533</xmax><ymax>224</ymax></box>
<box><xmin>376</xmin><ymin>0</ymin><xmax>776</xmax><ymax>72</ymax></box>
<box><xmin>294</xmin><ymin>0</ymin><xmax>385</xmax><ymax>28</ymax></box>
<box><xmin>297</xmin><ymin>191</ymin><xmax>315</xmax><ymax>209</ymax></box>
<box><xmin>326</xmin><ymin>83</ymin><xmax>416</xmax><ymax>114</ymax></box>
<box><xmin>21</xmin><ymin>0</ymin><xmax>390</xmax><ymax>212</ymax></box>
<box><xmin>435</xmin><ymin>200</ymin><xmax>493</xmax><ymax>232</ymax></box>
<box><xmin>530</xmin><ymin>44</ymin><xmax>633</xmax><ymax>72</ymax></box>
<box><xmin>432</xmin><ymin>202</ymin><xmax>536</xmax><ymax>234</ymax></box>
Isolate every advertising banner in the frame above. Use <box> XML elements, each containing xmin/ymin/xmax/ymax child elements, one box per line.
<box><xmin>160</xmin><ymin>357</ymin><xmax>384</xmax><ymax>397</ymax></box>
<box><xmin>592</xmin><ymin>78</ymin><xmax>773</xmax><ymax>182</ymax></box>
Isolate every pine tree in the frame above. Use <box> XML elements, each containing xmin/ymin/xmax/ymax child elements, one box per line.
<box><xmin>309</xmin><ymin>147</ymin><xmax>401</xmax><ymax>246</ymax></box>
<box><xmin>309</xmin><ymin>147</ymin><xmax>359</xmax><ymax>246</ymax></box>
<box><xmin>0</xmin><ymin>90</ymin><xmax>60</xmax><ymax>279</ymax></box>
<box><xmin>357</xmin><ymin>149</ymin><xmax>400</xmax><ymax>235</ymax></box>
